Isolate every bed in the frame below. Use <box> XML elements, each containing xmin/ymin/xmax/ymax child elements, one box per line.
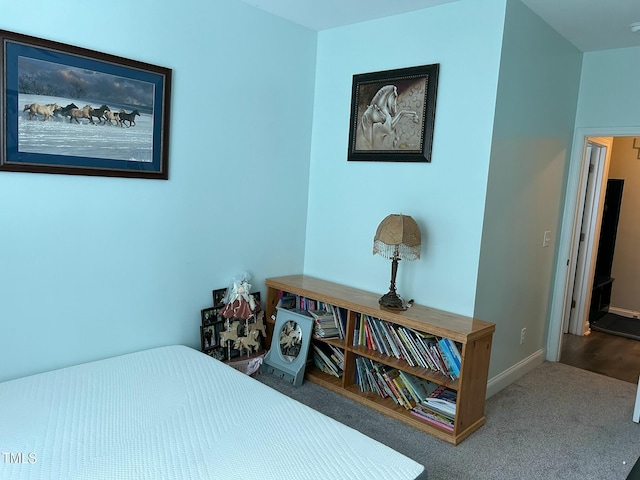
<box><xmin>0</xmin><ymin>345</ymin><xmax>426</xmax><ymax>479</ymax></box>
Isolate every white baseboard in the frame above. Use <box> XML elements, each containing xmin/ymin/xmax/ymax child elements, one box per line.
<box><xmin>486</xmin><ymin>349</ymin><xmax>545</xmax><ymax>399</ymax></box>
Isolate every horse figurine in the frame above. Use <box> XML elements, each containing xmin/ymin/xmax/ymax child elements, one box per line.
<box><xmin>248</xmin><ymin>311</ymin><xmax>267</xmax><ymax>338</ymax></box>
<box><xmin>219</xmin><ymin>320</ymin><xmax>240</xmax><ymax>346</ymax></box>
<box><xmin>233</xmin><ymin>330</ymin><xmax>261</xmax><ymax>357</ymax></box>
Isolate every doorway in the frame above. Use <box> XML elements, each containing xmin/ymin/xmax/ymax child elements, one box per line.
<box><xmin>548</xmin><ymin>128</ymin><xmax>640</xmax><ymax>371</ymax></box>
<box><xmin>558</xmin><ymin>135</ymin><xmax>640</xmax><ymax>383</ymax></box>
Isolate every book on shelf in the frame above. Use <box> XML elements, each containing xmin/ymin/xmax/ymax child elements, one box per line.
<box><xmin>378</xmin><ymin>366</ymin><xmax>404</xmax><ymax>407</ymax></box>
<box><xmin>314</xmin><ymin>326</ymin><xmax>341</xmax><ymax>339</ymax></box>
<box><xmin>410</xmin><ymin>384</ymin><xmax>457</xmax><ymax>430</ymax></box>
<box><xmin>398</xmin><ymin>370</ymin><xmax>438</xmax><ymax>403</ymax></box>
<box><xmin>421</xmin><ymin>385</ymin><xmax>457</xmax><ymax>416</ymax></box>
<box><xmin>437</xmin><ymin>338</ymin><xmax>460</xmax><ymax>377</ymax></box>
<box><xmin>396</xmin><ymin>327</ymin><xmax>422</xmax><ymax>367</ymax></box>
<box><xmin>351</xmin><ymin>312</ymin><xmax>464</xmax><ymax>381</ymax></box>
<box><xmin>412</xmin><ymin>331</ymin><xmax>439</xmax><ymax>371</ymax></box>
<box><xmin>327</xmin><ymin>304</ymin><xmax>347</xmax><ymax>339</ymax></box>
<box><xmin>356</xmin><ymin>357</ymin><xmax>383</xmax><ymax>397</ymax></box>
<box><xmin>354</xmin><ymin>357</ymin><xmax>433</xmax><ymax>410</ymax></box>
<box><xmin>445</xmin><ymin>338</ymin><xmax>463</xmax><ymax>370</ymax></box>
<box><xmin>312</xmin><ymin>343</ymin><xmax>342</xmax><ymax>378</ymax></box>
<box><xmin>392</xmin><ymin>372</ymin><xmax>417</xmax><ymax>409</ymax></box>
<box><xmin>309</xmin><ymin>309</ymin><xmax>332</xmax><ymax>320</ymax></box>
<box><xmin>354</xmin><ymin>314</ymin><xmax>363</xmax><ymax>347</ymax></box>
<box><xmin>367</xmin><ymin>316</ymin><xmax>384</xmax><ymax>352</ymax></box>
<box><xmin>377</xmin><ymin>319</ymin><xmax>401</xmax><ymax>358</ymax></box>
<box><xmin>428</xmin><ymin>342</ymin><xmax>456</xmax><ymax>380</ymax></box>
<box><xmin>329</xmin><ymin>344</ymin><xmax>344</xmax><ymax>369</ymax></box>
<box><xmin>361</xmin><ymin>316</ymin><xmax>374</xmax><ymax>350</ymax></box>
<box><xmin>365</xmin><ymin>316</ymin><xmax>384</xmax><ymax>354</ymax></box>
<box><xmin>410</xmin><ymin>407</ymin><xmax>454</xmax><ymax>431</ymax></box>
<box><xmin>276</xmin><ymin>293</ymin><xmax>297</xmax><ymax>310</ymax></box>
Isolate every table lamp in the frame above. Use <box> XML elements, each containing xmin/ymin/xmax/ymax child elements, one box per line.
<box><xmin>373</xmin><ymin>214</ymin><xmax>421</xmax><ymax>310</ymax></box>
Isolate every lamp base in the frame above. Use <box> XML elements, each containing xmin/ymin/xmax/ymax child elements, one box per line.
<box><xmin>379</xmin><ymin>290</ymin><xmax>407</xmax><ymax>311</ymax></box>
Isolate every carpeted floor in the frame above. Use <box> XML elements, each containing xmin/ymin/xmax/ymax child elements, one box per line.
<box><xmin>255</xmin><ymin>361</ymin><xmax>640</xmax><ymax>480</ymax></box>
<box><xmin>592</xmin><ymin>313</ymin><xmax>640</xmax><ymax>341</ymax></box>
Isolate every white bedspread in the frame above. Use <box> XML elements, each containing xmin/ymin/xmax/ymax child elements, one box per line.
<box><xmin>0</xmin><ymin>345</ymin><xmax>426</xmax><ymax>479</ymax></box>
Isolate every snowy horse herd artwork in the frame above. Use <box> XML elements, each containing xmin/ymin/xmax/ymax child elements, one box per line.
<box><xmin>0</xmin><ymin>29</ymin><xmax>171</xmax><ymax>179</ymax></box>
<box><xmin>347</xmin><ymin>64</ymin><xmax>439</xmax><ymax>163</ymax></box>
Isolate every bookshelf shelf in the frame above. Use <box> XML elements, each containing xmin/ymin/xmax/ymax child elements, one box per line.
<box><xmin>265</xmin><ymin>274</ymin><xmax>495</xmax><ymax>445</ymax></box>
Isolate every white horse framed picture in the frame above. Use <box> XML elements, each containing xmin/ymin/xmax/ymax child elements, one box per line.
<box><xmin>0</xmin><ymin>29</ymin><xmax>171</xmax><ymax>179</ymax></box>
<box><xmin>347</xmin><ymin>64</ymin><xmax>439</xmax><ymax>163</ymax></box>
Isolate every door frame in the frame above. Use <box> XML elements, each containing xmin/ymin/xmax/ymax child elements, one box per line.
<box><xmin>565</xmin><ymin>138</ymin><xmax>611</xmax><ymax>335</ymax></box>
<box><xmin>547</xmin><ymin>127</ymin><xmax>640</xmax><ymax>362</ymax></box>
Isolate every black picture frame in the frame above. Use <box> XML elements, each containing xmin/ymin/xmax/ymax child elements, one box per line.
<box><xmin>201</xmin><ymin>324</ymin><xmax>219</xmax><ymax>351</ymax></box>
<box><xmin>0</xmin><ymin>29</ymin><xmax>171</xmax><ymax>179</ymax></box>
<box><xmin>201</xmin><ymin>307</ymin><xmax>220</xmax><ymax>327</ymax></box>
<box><xmin>347</xmin><ymin>64</ymin><xmax>439</xmax><ymax>163</ymax></box>
<box><xmin>212</xmin><ymin>288</ymin><xmax>226</xmax><ymax>308</ymax></box>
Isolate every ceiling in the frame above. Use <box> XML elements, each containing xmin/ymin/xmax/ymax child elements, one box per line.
<box><xmin>238</xmin><ymin>0</ymin><xmax>640</xmax><ymax>52</ymax></box>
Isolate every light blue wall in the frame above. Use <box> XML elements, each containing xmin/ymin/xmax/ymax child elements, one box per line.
<box><xmin>474</xmin><ymin>0</ymin><xmax>581</xmax><ymax>377</ymax></box>
<box><xmin>575</xmin><ymin>46</ymin><xmax>640</xmax><ymax>129</ymax></box>
<box><xmin>0</xmin><ymin>0</ymin><xmax>317</xmax><ymax>381</ymax></box>
<box><xmin>4</xmin><ymin>0</ymin><xmax>629</xmax><ymax>390</ymax></box>
<box><xmin>304</xmin><ymin>0</ymin><xmax>506</xmax><ymax>315</ymax></box>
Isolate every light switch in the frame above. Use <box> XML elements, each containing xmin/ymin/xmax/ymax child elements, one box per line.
<box><xmin>543</xmin><ymin>230</ymin><xmax>551</xmax><ymax>248</ymax></box>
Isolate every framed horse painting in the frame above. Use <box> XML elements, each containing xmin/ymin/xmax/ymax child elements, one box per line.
<box><xmin>347</xmin><ymin>64</ymin><xmax>439</xmax><ymax>163</ymax></box>
<box><xmin>0</xmin><ymin>29</ymin><xmax>171</xmax><ymax>179</ymax></box>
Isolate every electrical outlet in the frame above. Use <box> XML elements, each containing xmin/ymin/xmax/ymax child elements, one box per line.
<box><xmin>520</xmin><ymin>327</ymin><xmax>526</xmax><ymax>345</ymax></box>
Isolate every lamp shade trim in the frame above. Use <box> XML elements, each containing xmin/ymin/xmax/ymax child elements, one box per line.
<box><xmin>373</xmin><ymin>214</ymin><xmax>421</xmax><ymax>261</ymax></box>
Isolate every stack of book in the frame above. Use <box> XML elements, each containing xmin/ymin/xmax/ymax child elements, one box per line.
<box><xmin>411</xmin><ymin>385</ymin><xmax>457</xmax><ymax>431</ymax></box>
<box><xmin>309</xmin><ymin>309</ymin><xmax>340</xmax><ymax>339</ymax></box>
<box><xmin>353</xmin><ymin>313</ymin><xmax>463</xmax><ymax>380</ymax></box>
<box><xmin>311</xmin><ymin>343</ymin><xmax>344</xmax><ymax>377</ymax></box>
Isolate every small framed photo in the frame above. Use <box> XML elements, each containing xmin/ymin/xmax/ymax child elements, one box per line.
<box><xmin>201</xmin><ymin>307</ymin><xmax>220</xmax><ymax>327</ymax></box>
<box><xmin>212</xmin><ymin>288</ymin><xmax>226</xmax><ymax>307</ymax></box>
<box><xmin>251</xmin><ymin>291</ymin><xmax>262</xmax><ymax>312</ymax></box>
<box><xmin>347</xmin><ymin>64</ymin><xmax>439</xmax><ymax>163</ymax></box>
<box><xmin>201</xmin><ymin>324</ymin><xmax>219</xmax><ymax>351</ymax></box>
<box><xmin>0</xmin><ymin>29</ymin><xmax>171</xmax><ymax>179</ymax></box>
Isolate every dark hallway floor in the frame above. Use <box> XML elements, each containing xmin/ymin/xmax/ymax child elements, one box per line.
<box><xmin>560</xmin><ymin>330</ymin><xmax>640</xmax><ymax>384</ymax></box>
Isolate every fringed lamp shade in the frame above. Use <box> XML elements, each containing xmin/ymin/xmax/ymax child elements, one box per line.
<box><xmin>373</xmin><ymin>214</ymin><xmax>421</xmax><ymax>261</ymax></box>
<box><xmin>373</xmin><ymin>214</ymin><xmax>422</xmax><ymax>310</ymax></box>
